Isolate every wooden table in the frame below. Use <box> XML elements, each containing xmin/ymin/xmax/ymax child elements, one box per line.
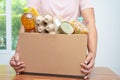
<box><xmin>0</xmin><ymin>65</ymin><xmax>119</xmax><ymax>80</ymax></box>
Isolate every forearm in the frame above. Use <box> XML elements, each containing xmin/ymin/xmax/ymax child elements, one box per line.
<box><xmin>81</xmin><ymin>8</ymin><xmax>97</xmax><ymax>57</ymax></box>
<box><xmin>87</xmin><ymin>23</ymin><xmax>97</xmax><ymax>56</ymax></box>
<box><xmin>80</xmin><ymin>8</ymin><xmax>97</xmax><ymax>79</ymax></box>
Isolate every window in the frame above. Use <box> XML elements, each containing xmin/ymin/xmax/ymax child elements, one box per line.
<box><xmin>0</xmin><ymin>0</ymin><xmax>7</xmax><ymax>51</ymax></box>
<box><xmin>12</xmin><ymin>0</ymin><xmax>26</xmax><ymax>50</ymax></box>
<box><xmin>0</xmin><ymin>0</ymin><xmax>6</xmax><ymax>14</ymax></box>
<box><xmin>0</xmin><ymin>0</ymin><xmax>26</xmax><ymax>53</ymax></box>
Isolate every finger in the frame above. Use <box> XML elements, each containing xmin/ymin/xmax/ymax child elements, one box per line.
<box><xmin>15</xmin><ymin>63</ymin><xmax>26</xmax><ymax>74</ymax></box>
<box><xmin>10</xmin><ymin>60</ymin><xmax>24</xmax><ymax>67</ymax></box>
<box><xmin>14</xmin><ymin>54</ymin><xmax>20</xmax><ymax>65</ymax></box>
<box><xmin>14</xmin><ymin>62</ymin><xmax>26</xmax><ymax>70</ymax></box>
<box><xmin>84</xmin><ymin>73</ymin><xmax>91</xmax><ymax>80</ymax></box>
<box><xmin>16</xmin><ymin>72</ymin><xmax>20</xmax><ymax>75</ymax></box>
<box><xmin>17</xmin><ymin>61</ymin><xmax>24</xmax><ymax>65</ymax></box>
<box><xmin>16</xmin><ymin>68</ymin><xmax>25</xmax><ymax>73</ymax></box>
<box><xmin>80</xmin><ymin>63</ymin><xmax>88</xmax><ymax>75</ymax></box>
<box><xmin>80</xmin><ymin>68</ymin><xmax>87</xmax><ymax>74</ymax></box>
<box><xmin>86</xmin><ymin>60</ymin><xmax>95</xmax><ymax>70</ymax></box>
<box><xmin>11</xmin><ymin>56</ymin><xmax>15</xmax><ymax>61</ymax></box>
<box><xmin>84</xmin><ymin>74</ymin><xmax>89</xmax><ymax>80</ymax></box>
<box><xmin>80</xmin><ymin>63</ymin><xmax>88</xmax><ymax>69</ymax></box>
<box><xmin>84</xmin><ymin>55</ymin><xmax>92</xmax><ymax>64</ymax></box>
<box><xmin>10</xmin><ymin>60</ymin><xmax>17</xmax><ymax>67</ymax></box>
<box><xmin>81</xmin><ymin>68</ymin><xmax>88</xmax><ymax>74</ymax></box>
<box><xmin>10</xmin><ymin>56</ymin><xmax>17</xmax><ymax>66</ymax></box>
<box><xmin>81</xmin><ymin>66</ymin><xmax>93</xmax><ymax>74</ymax></box>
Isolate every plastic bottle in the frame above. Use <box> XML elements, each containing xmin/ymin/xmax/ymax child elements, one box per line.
<box><xmin>77</xmin><ymin>17</ymin><xmax>89</xmax><ymax>34</ymax></box>
<box><xmin>21</xmin><ymin>7</ymin><xmax>36</xmax><ymax>32</ymax></box>
<box><xmin>78</xmin><ymin>17</ymin><xmax>83</xmax><ymax>23</ymax></box>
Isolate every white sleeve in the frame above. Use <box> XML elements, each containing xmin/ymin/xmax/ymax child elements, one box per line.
<box><xmin>26</xmin><ymin>0</ymin><xmax>39</xmax><ymax>11</ymax></box>
<box><xmin>80</xmin><ymin>0</ymin><xmax>94</xmax><ymax>10</ymax></box>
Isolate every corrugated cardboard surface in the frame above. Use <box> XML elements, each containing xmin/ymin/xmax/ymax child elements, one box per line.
<box><xmin>19</xmin><ymin>33</ymin><xmax>87</xmax><ymax>78</ymax></box>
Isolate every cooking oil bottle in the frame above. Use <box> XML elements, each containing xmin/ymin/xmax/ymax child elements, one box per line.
<box><xmin>21</xmin><ymin>7</ymin><xmax>38</xmax><ymax>32</ymax></box>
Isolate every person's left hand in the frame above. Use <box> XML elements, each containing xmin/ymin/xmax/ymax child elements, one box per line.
<box><xmin>80</xmin><ymin>52</ymin><xmax>96</xmax><ymax>79</ymax></box>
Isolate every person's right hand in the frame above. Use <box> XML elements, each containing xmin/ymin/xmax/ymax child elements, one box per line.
<box><xmin>9</xmin><ymin>53</ymin><xmax>25</xmax><ymax>74</ymax></box>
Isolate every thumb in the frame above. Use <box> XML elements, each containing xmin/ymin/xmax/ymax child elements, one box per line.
<box><xmin>84</xmin><ymin>54</ymin><xmax>92</xmax><ymax>64</ymax></box>
<box><xmin>14</xmin><ymin>53</ymin><xmax>20</xmax><ymax>65</ymax></box>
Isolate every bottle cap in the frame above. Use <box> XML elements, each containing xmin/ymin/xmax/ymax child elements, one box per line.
<box><xmin>78</xmin><ymin>17</ymin><xmax>83</xmax><ymax>22</ymax></box>
<box><xmin>23</xmin><ymin>7</ymin><xmax>29</xmax><ymax>13</ymax></box>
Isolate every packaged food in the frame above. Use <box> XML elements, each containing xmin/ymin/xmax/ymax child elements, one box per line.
<box><xmin>58</xmin><ymin>21</ymin><xmax>74</xmax><ymax>34</ymax></box>
<box><xmin>70</xmin><ymin>17</ymin><xmax>88</xmax><ymax>34</ymax></box>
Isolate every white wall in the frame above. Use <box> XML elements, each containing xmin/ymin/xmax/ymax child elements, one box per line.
<box><xmin>94</xmin><ymin>0</ymin><xmax>120</xmax><ymax>75</ymax></box>
<box><xmin>0</xmin><ymin>0</ymin><xmax>120</xmax><ymax>76</ymax></box>
<box><xmin>0</xmin><ymin>53</ymin><xmax>14</xmax><ymax>64</ymax></box>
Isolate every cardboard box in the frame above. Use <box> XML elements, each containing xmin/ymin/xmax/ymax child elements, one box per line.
<box><xmin>19</xmin><ymin>33</ymin><xmax>87</xmax><ymax>78</ymax></box>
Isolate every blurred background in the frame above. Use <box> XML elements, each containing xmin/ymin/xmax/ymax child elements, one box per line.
<box><xmin>0</xmin><ymin>0</ymin><xmax>120</xmax><ymax>76</ymax></box>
